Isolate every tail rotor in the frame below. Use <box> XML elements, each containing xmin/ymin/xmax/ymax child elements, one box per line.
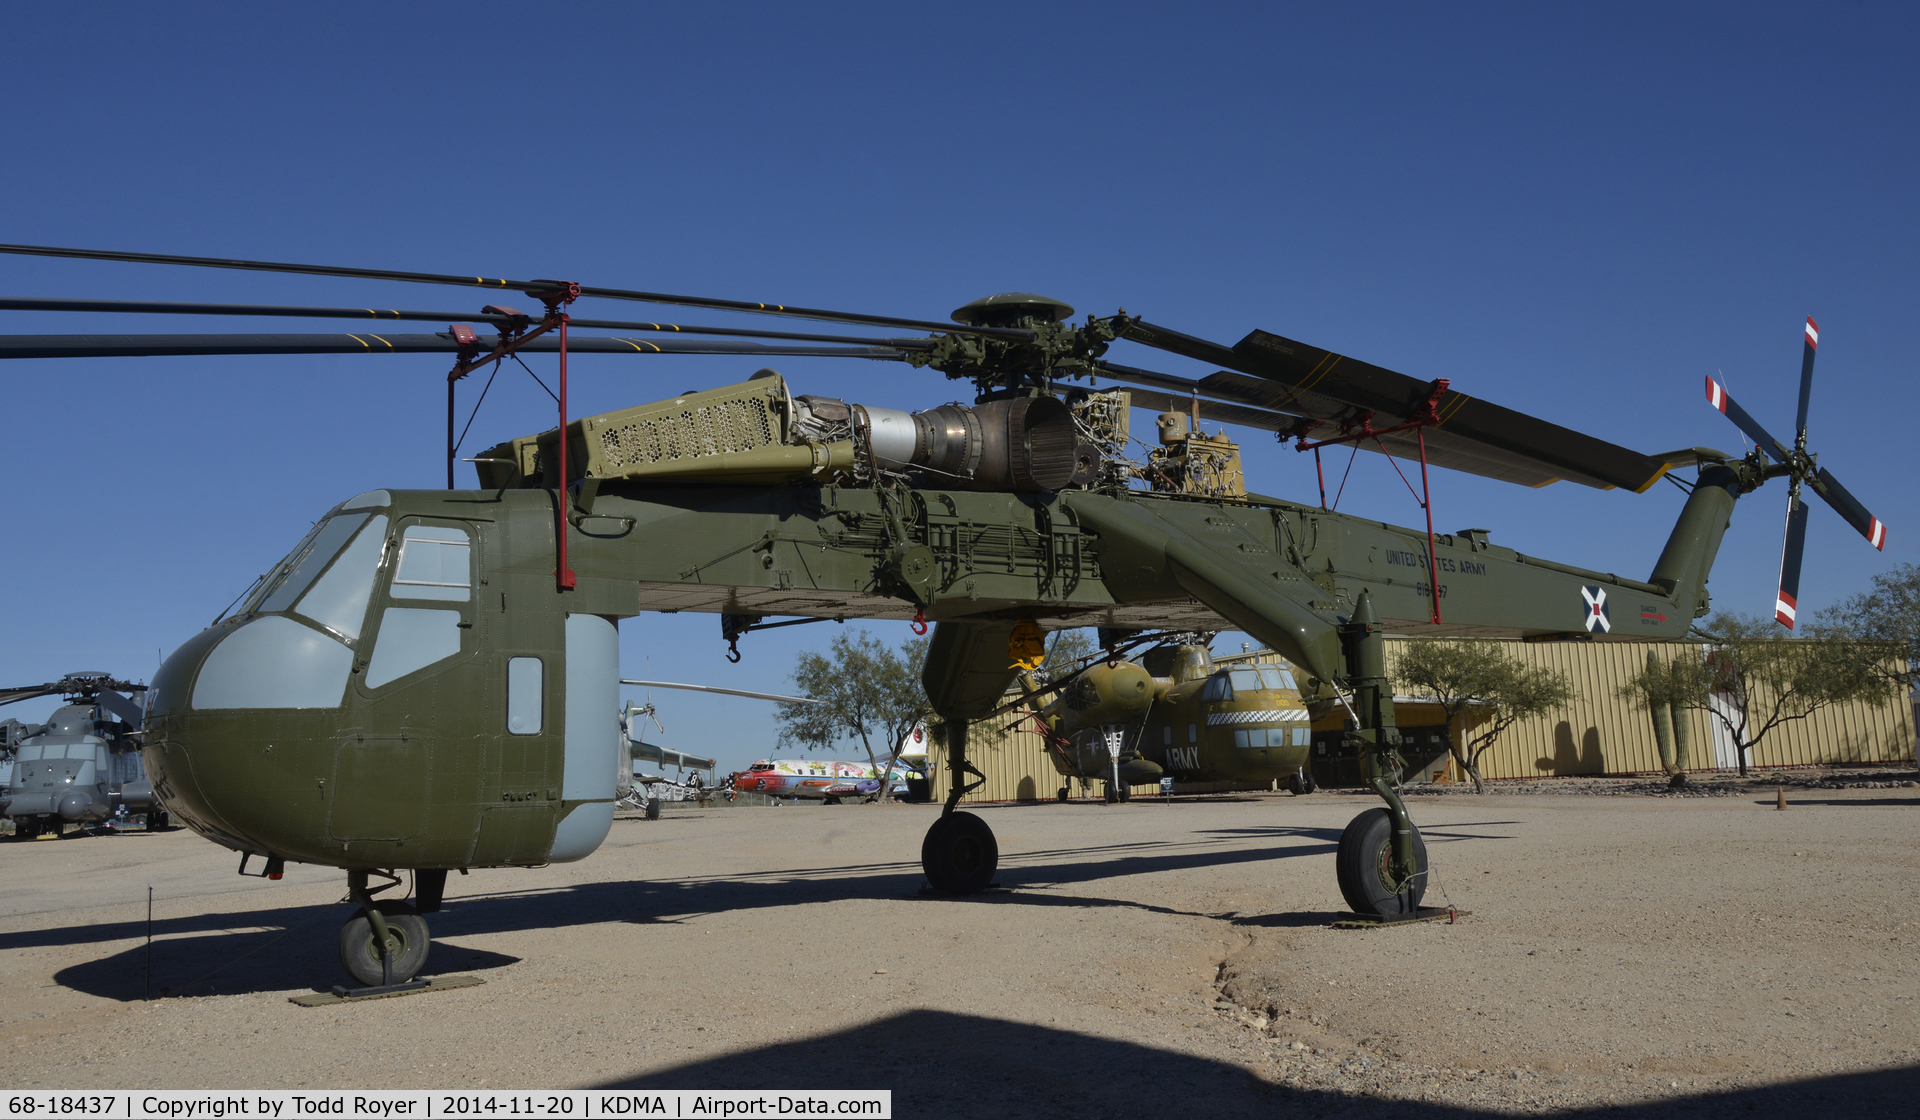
<box><xmin>1704</xmin><ymin>317</ymin><xmax>1886</xmax><ymax>630</ymax></box>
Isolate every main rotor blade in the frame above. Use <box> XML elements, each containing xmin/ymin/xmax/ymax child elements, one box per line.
<box><xmin>1774</xmin><ymin>493</ymin><xmax>1809</xmax><ymax>629</ymax></box>
<box><xmin>0</xmin><ymin>297</ymin><xmax>935</xmax><ymax>351</ymax></box>
<box><xmin>1794</xmin><ymin>317</ymin><xmax>1818</xmax><ymax>440</ymax></box>
<box><xmin>1705</xmin><ymin>376</ymin><xmax>1791</xmax><ymax>463</ymax></box>
<box><xmin>0</xmin><ymin>684</ymin><xmax>63</xmax><ymax>707</ymax></box>
<box><xmin>1808</xmin><ymin>467</ymin><xmax>1888</xmax><ymax>551</ymax></box>
<box><xmin>0</xmin><ymin>333</ymin><xmax>912</xmax><ymax>361</ymax></box>
<box><xmin>619</xmin><ymin>679</ymin><xmax>821</xmax><ymax>704</ymax></box>
<box><xmin>0</xmin><ymin>243</ymin><xmax>1033</xmax><ymax>340</ymax></box>
<box><xmin>1122</xmin><ymin>319</ymin><xmax>1673</xmax><ymax>491</ymax></box>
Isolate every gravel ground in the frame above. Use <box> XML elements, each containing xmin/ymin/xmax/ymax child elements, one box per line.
<box><xmin>1</xmin><ymin>770</ymin><xmax>1915</xmax><ymax>1117</ymax></box>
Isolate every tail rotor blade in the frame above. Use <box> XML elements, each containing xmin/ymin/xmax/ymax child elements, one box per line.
<box><xmin>1794</xmin><ymin>317</ymin><xmax>1818</xmax><ymax>439</ymax></box>
<box><xmin>1809</xmin><ymin>468</ymin><xmax>1888</xmax><ymax>551</ymax></box>
<box><xmin>1774</xmin><ymin>495</ymin><xmax>1810</xmax><ymax>629</ymax></box>
<box><xmin>1705</xmin><ymin>376</ymin><xmax>1791</xmax><ymax>463</ymax></box>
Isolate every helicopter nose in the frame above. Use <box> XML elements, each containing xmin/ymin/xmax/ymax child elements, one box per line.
<box><xmin>58</xmin><ymin>790</ymin><xmax>97</xmax><ymax>821</ymax></box>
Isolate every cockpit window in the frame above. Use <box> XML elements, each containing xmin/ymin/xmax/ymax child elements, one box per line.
<box><xmin>390</xmin><ymin>525</ymin><xmax>471</xmax><ymax>601</ymax></box>
<box><xmin>1259</xmin><ymin>667</ymin><xmax>1296</xmax><ymax>690</ymax></box>
<box><xmin>1228</xmin><ymin>669</ymin><xmax>1264</xmax><ymax>694</ymax></box>
<box><xmin>294</xmin><ymin>515</ymin><xmax>388</xmax><ymax>641</ymax></box>
<box><xmin>258</xmin><ymin>513</ymin><xmax>373</xmax><ymax>614</ymax></box>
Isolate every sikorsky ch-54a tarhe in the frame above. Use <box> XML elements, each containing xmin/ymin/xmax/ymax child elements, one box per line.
<box><xmin>0</xmin><ymin>243</ymin><xmax>1886</xmax><ymax>993</ymax></box>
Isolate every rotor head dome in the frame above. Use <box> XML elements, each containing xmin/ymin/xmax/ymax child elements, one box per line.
<box><xmin>950</xmin><ymin>292</ymin><xmax>1075</xmax><ymax>328</ymax></box>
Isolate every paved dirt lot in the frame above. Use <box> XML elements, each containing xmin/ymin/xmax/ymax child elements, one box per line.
<box><xmin>2</xmin><ymin>775</ymin><xmax>1916</xmax><ymax>1117</ymax></box>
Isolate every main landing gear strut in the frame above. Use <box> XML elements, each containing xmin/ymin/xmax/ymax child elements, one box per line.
<box><xmin>1332</xmin><ymin>591</ymin><xmax>1430</xmax><ymax>918</ymax></box>
<box><xmin>334</xmin><ymin>868</ymin><xmax>445</xmax><ymax>993</ymax></box>
<box><xmin>920</xmin><ymin>717</ymin><xmax>999</xmax><ymax>894</ymax></box>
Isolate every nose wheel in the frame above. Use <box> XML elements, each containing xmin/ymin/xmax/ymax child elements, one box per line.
<box><xmin>335</xmin><ymin>870</ymin><xmax>432</xmax><ymax>995</ymax></box>
<box><xmin>921</xmin><ymin>811</ymin><xmax>998</xmax><ymax>894</ymax></box>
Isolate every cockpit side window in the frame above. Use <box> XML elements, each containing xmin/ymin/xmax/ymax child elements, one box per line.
<box><xmin>390</xmin><ymin>525</ymin><xmax>472</xmax><ymax>601</ymax></box>
<box><xmin>1228</xmin><ymin>669</ymin><xmax>1264</xmax><ymax>694</ymax></box>
<box><xmin>294</xmin><ymin>515</ymin><xmax>388</xmax><ymax>641</ymax></box>
<box><xmin>1259</xmin><ymin>667</ymin><xmax>1297</xmax><ymax>690</ymax></box>
<box><xmin>259</xmin><ymin>513</ymin><xmax>372</xmax><ymax>614</ymax></box>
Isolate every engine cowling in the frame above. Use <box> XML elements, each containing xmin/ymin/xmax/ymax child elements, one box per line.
<box><xmin>856</xmin><ymin>395</ymin><xmax>1081</xmax><ymax>493</ymax></box>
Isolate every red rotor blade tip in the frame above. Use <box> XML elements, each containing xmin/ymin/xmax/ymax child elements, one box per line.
<box><xmin>1805</xmin><ymin>318</ymin><xmax>1819</xmax><ymax>350</ymax></box>
<box><xmin>1705</xmin><ymin>376</ymin><xmax>1728</xmax><ymax>413</ymax></box>
<box><xmin>1870</xmin><ymin>517</ymin><xmax>1887</xmax><ymax>551</ymax></box>
<box><xmin>1774</xmin><ymin>589</ymin><xmax>1797</xmax><ymax>629</ymax></box>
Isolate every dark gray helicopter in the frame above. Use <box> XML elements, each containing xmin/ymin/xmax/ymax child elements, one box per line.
<box><xmin>1</xmin><ymin>672</ymin><xmax>165</xmax><ymax>838</ymax></box>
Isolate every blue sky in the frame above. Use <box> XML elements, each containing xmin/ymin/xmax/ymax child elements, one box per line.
<box><xmin>1</xmin><ymin>3</ymin><xmax>1912</xmax><ymax>776</ymax></box>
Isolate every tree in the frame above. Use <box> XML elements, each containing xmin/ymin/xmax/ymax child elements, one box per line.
<box><xmin>1394</xmin><ymin>639</ymin><xmax>1578</xmax><ymax>793</ymax></box>
<box><xmin>1811</xmin><ymin>562</ymin><xmax>1919</xmax><ymax>690</ymax></box>
<box><xmin>1618</xmin><ymin>612</ymin><xmax>1900</xmax><ymax>777</ymax></box>
<box><xmin>774</xmin><ymin>630</ymin><xmax>929</xmax><ymax>802</ymax></box>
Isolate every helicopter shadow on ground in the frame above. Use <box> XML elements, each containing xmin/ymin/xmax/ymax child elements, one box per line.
<box><xmin>602</xmin><ymin>1008</ymin><xmax>1920</xmax><ymax>1120</ymax></box>
<box><xmin>21</xmin><ymin>824</ymin><xmax>1480</xmax><ymax>1000</ymax></box>
<box><xmin>43</xmin><ymin>900</ymin><xmax>523</xmax><ymax>1001</ymax></box>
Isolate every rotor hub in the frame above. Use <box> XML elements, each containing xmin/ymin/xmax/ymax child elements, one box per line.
<box><xmin>950</xmin><ymin>293</ymin><xmax>1075</xmax><ymax>329</ymax></box>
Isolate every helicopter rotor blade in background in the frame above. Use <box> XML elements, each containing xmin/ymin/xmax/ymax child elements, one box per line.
<box><xmin>0</xmin><ymin>297</ymin><xmax>938</xmax><ymax>351</ymax></box>
<box><xmin>619</xmin><ymin>679</ymin><xmax>822</xmax><ymax>705</ymax></box>
<box><xmin>0</xmin><ymin>684</ymin><xmax>65</xmax><ymax>707</ymax></box>
<box><xmin>1774</xmin><ymin>492</ymin><xmax>1810</xmax><ymax>628</ymax></box>
<box><xmin>0</xmin><ymin>333</ymin><xmax>913</xmax><ymax>361</ymax></box>
<box><xmin>95</xmin><ymin>689</ymin><xmax>144</xmax><ymax>725</ymax></box>
<box><xmin>0</xmin><ymin>242</ymin><xmax>1034</xmax><ymax>341</ymax></box>
<box><xmin>1704</xmin><ymin>375</ymin><xmax>1791</xmax><ymax>464</ymax></box>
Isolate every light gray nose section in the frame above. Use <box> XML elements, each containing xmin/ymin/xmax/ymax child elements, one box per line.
<box><xmin>58</xmin><ymin>790</ymin><xmax>102</xmax><ymax>821</ymax></box>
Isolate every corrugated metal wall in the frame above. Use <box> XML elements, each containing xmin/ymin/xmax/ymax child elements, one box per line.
<box><xmin>928</xmin><ymin>640</ymin><xmax>1915</xmax><ymax>801</ymax></box>
<box><xmin>1388</xmin><ymin>639</ymin><xmax>1914</xmax><ymax>779</ymax></box>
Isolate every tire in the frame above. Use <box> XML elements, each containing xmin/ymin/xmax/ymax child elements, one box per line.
<box><xmin>921</xmin><ymin>811</ymin><xmax>998</xmax><ymax>894</ymax></box>
<box><xmin>644</xmin><ymin>798</ymin><xmax>662</xmax><ymax>821</ymax></box>
<box><xmin>1103</xmin><ymin>785</ymin><xmax>1119</xmax><ymax>804</ymax></box>
<box><xmin>1300</xmin><ymin>773</ymin><xmax>1317</xmax><ymax>795</ymax></box>
<box><xmin>1335</xmin><ymin>807</ymin><xmax>1429</xmax><ymax>917</ymax></box>
<box><xmin>1056</xmin><ymin>787</ymin><xmax>1069</xmax><ymax>802</ymax></box>
<box><xmin>149</xmin><ymin>811</ymin><xmax>170</xmax><ymax>831</ymax></box>
<box><xmin>1116</xmin><ymin>785</ymin><xmax>1131</xmax><ymax>803</ymax></box>
<box><xmin>337</xmin><ymin>901</ymin><xmax>430</xmax><ymax>986</ymax></box>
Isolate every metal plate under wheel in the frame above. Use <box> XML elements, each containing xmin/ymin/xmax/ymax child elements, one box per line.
<box><xmin>289</xmin><ymin>975</ymin><xmax>486</xmax><ymax>1007</ymax></box>
<box><xmin>1331</xmin><ymin>907</ymin><xmax>1468</xmax><ymax>930</ymax></box>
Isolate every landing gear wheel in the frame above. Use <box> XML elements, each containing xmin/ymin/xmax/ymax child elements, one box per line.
<box><xmin>1103</xmin><ymin>784</ymin><xmax>1118</xmax><ymax>804</ymax></box>
<box><xmin>1116</xmin><ymin>785</ymin><xmax>1131</xmax><ymax>803</ymax></box>
<box><xmin>149</xmin><ymin>810</ymin><xmax>170</xmax><ymax>831</ymax></box>
<box><xmin>338</xmin><ymin>901</ymin><xmax>430</xmax><ymax>986</ymax></box>
<box><xmin>921</xmin><ymin>811</ymin><xmax>998</xmax><ymax>894</ymax></box>
<box><xmin>1056</xmin><ymin>787</ymin><xmax>1069</xmax><ymax>802</ymax></box>
<box><xmin>1335</xmin><ymin>807</ymin><xmax>1429</xmax><ymax>917</ymax></box>
<box><xmin>1286</xmin><ymin>772</ymin><xmax>1318</xmax><ymax>795</ymax></box>
<box><xmin>644</xmin><ymin>798</ymin><xmax>662</xmax><ymax>820</ymax></box>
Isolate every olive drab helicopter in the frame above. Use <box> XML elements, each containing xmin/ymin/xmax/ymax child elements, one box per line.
<box><xmin>0</xmin><ymin>243</ymin><xmax>1889</xmax><ymax>995</ymax></box>
<box><xmin>992</xmin><ymin>636</ymin><xmax>1324</xmax><ymax>803</ymax></box>
<box><xmin>0</xmin><ymin>672</ymin><xmax>165</xmax><ymax>837</ymax></box>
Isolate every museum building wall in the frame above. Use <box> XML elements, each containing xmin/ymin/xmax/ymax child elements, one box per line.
<box><xmin>927</xmin><ymin>639</ymin><xmax>1914</xmax><ymax>804</ymax></box>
